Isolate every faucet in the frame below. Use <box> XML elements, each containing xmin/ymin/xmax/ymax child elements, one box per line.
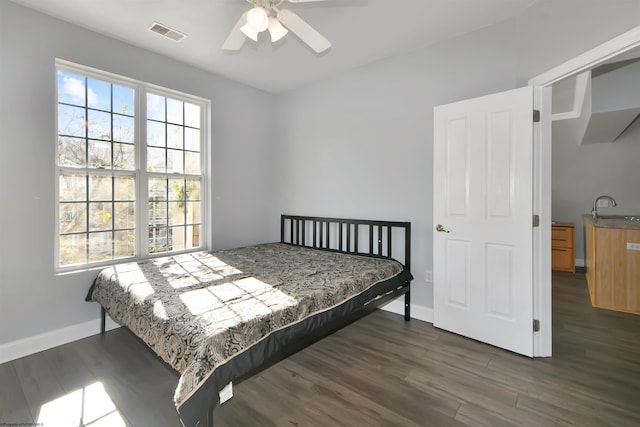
<box><xmin>592</xmin><ymin>195</ymin><xmax>617</xmax><ymax>219</ymax></box>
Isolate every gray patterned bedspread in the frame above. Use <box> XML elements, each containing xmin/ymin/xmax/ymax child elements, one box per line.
<box><xmin>87</xmin><ymin>242</ymin><xmax>408</xmax><ymax>419</ymax></box>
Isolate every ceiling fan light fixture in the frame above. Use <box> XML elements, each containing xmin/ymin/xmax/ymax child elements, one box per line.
<box><xmin>240</xmin><ymin>23</ymin><xmax>259</xmax><ymax>41</ymax></box>
<box><xmin>246</xmin><ymin>7</ymin><xmax>269</xmax><ymax>32</ymax></box>
<box><xmin>268</xmin><ymin>17</ymin><xmax>288</xmax><ymax>43</ymax></box>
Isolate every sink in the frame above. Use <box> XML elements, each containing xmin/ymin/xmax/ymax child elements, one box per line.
<box><xmin>596</xmin><ymin>215</ymin><xmax>640</xmax><ymax>222</ymax></box>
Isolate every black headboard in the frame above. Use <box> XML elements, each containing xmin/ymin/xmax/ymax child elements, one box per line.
<box><xmin>280</xmin><ymin>214</ymin><xmax>411</xmax><ymax>270</ymax></box>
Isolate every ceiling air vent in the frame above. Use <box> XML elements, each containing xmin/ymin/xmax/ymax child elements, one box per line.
<box><xmin>148</xmin><ymin>22</ymin><xmax>186</xmax><ymax>42</ymax></box>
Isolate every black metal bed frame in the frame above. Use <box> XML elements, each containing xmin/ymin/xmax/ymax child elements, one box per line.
<box><xmin>280</xmin><ymin>214</ymin><xmax>412</xmax><ymax>320</ymax></box>
<box><xmin>98</xmin><ymin>215</ymin><xmax>412</xmax><ymax>427</ymax></box>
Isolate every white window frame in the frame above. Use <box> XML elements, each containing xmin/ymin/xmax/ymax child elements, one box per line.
<box><xmin>55</xmin><ymin>59</ymin><xmax>211</xmax><ymax>273</ymax></box>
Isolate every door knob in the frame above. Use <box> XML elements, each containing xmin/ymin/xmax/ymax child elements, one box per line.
<box><xmin>436</xmin><ymin>224</ymin><xmax>450</xmax><ymax>233</ymax></box>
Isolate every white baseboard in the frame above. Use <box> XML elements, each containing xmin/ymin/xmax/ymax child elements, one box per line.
<box><xmin>575</xmin><ymin>258</ymin><xmax>585</xmax><ymax>268</ymax></box>
<box><xmin>0</xmin><ymin>317</ymin><xmax>120</xmax><ymax>364</ymax></box>
<box><xmin>381</xmin><ymin>298</ymin><xmax>434</xmax><ymax>323</ymax></box>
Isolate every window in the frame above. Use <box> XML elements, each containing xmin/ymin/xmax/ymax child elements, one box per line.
<box><xmin>56</xmin><ymin>60</ymin><xmax>208</xmax><ymax>271</ymax></box>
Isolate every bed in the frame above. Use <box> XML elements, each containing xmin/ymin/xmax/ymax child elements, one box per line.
<box><xmin>86</xmin><ymin>215</ymin><xmax>412</xmax><ymax>427</ymax></box>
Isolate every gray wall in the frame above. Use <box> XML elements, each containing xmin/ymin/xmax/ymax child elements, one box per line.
<box><xmin>0</xmin><ymin>1</ymin><xmax>278</xmax><ymax>345</ymax></box>
<box><xmin>274</xmin><ymin>20</ymin><xmax>520</xmax><ymax>311</ymax></box>
<box><xmin>515</xmin><ymin>0</ymin><xmax>640</xmax><ymax>85</ymax></box>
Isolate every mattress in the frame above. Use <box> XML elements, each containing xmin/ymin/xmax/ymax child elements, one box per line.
<box><xmin>86</xmin><ymin>242</ymin><xmax>412</xmax><ymax>425</ymax></box>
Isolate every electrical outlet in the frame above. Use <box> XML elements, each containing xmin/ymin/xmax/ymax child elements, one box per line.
<box><xmin>627</xmin><ymin>243</ymin><xmax>640</xmax><ymax>251</ymax></box>
<box><xmin>597</xmin><ymin>199</ymin><xmax>611</xmax><ymax>208</ymax></box>
<box><xmin>425</xmin><ymin>270</ymin><xmax>433</xmax><ymax>282</ymax></box>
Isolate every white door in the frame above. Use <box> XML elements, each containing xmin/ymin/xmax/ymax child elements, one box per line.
<box><xmin>433</xmin><ymin>86</ymin><xmax>534</xmax><ymax>357</ymax></box>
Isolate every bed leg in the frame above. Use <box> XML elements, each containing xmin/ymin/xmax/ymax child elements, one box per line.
<box><xmin>404</xmin><ymin>290</ymin><xmax>411</xmax><ymax>321</ymax></box>
<box><xmin>100</xmin><ymin>307</ymin><xmax>106</xmax><ymax>335</ymax></box>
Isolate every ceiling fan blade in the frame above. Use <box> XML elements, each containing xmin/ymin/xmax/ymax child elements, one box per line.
<box><xmin>222</xmin><ymin>11</ymin><xmax>248</xmax><ymax>51</ymax></box>
<box><xmin>277</xmin><ymin>9</ymin><xmax>331</xmax><ymax>53</ymax></box>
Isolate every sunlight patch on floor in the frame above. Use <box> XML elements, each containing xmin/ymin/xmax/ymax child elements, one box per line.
<box><xmin>37</xmin><ymin>382</ymin><xmax>125</xmax><ymax>426</ymax></box>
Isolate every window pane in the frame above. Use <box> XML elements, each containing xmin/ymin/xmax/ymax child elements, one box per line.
<box><xmin>149</xmin><ymin>177</ymin><xmax>167</xmax><ymax>198</ymax></box>
<box><xmin>60</xmin><ymin>175</ymin><xmax>86</xmax><ymax>202</ymax></box>
<box><xmin>87</xmin><ymin>78</ymin><xmax>111</xmax><ymax>111</ymax></box>
<box><xmin>167</xmin><ymin>124</ymin><xmax>183</xmax><ymax>149</ymax></box>
<box><xmin>186</xmin><ymin>201</ymin><xmax>200</xmax><ymax>224</ymax></box>
<box><xmin>187</xmin><ymin>225</ymin><xmax>200</xmax><ymax>248</ymax></box>
<box><xmin>167</xmin><ymin>98</ymin><xmax>183</xmax><ymax>125</ymax></box>
<box><xmin>149</xmin><ymin>226</ymin><xmax>169</xmax><ymax>253</ymax></box>
<box><xmin>147</xmin><ymin>93</ymin><xmax>165</xmax><ymax>121</ymax></box>
<box><xmin>114</xmin><ymin>176</ymin><xmax>135</xmax><ymax>201</ymax></box>
<box><xmin>60</xmin><ymin>203</ymin><xmax>87</xmax><ymax>233</ymax></box>
<box><xmin>147</xmin><ymin>147</ymin><xmax>166</xmax><ymax>172</ymax></box>
<box><xmin>149</xmin><ymin>201</ymin><xmax>167</xmax><ymax>224</ymax></box>
<box><xmin>184</xmin><ymin>102</ymin><xmax>200</xmax><ymax>128</ymax></box>
<box><xmin>60</xmin><ymin>234</ymin><xmax>87</xmax><ymax>266</ymax></box>
<box><xmin>114</xmin><ymin>202</ymin><xmax>135</xmax><ymax>229</ymax></box>
<box><xmin>89</xmin><ymin>231</ymin><xmax>112</xmax><ymax>262</ymax></box>
<box><xmin>147</xmin><ymin>120</ymin><xmax>165</xmax><ymax>147</ymax></box>
<box><xmin>58</xmin><ymin>137</ymin><xmax>86</xmax><ymax>168</ymax></box>
<box><xmin>186</xmin><ymin>179</ymin><xmax>200</xmax><ymax>200</ymax></box>
<box><xmin>88</xmin><ymin>109</ymin><xmax>111</xmax><ymax>140</ymax></box>
<box><xmin>167</xmin><ymin>149</ymin><xmax>183</xmax><ymax>174</ymax></box>
<box><xmin>184</xmin><ymin>128</ymin><xmax>200</xmax><ymax>152</ymax></box>
<box><xmin>169</xmin><ymin>179</ymin><xmax>185</xmax><ymax>201</ymax></box>
<box><xmin>113</xmin><ymin>114</ymin><xmax>134</xmax><ymax>143</ymax></box>
<box><xmin>171</xmin><ymin>226</ymin><xmax>186</xmax><ymax>251</ymax></box>
<box><xmin>58</xmin><ymin>72</ymin><xmax>86</xmax><ymax>106</ymax></box>
<box><xmin>169</xmin><ymin>202</ymin><xmax>184</xmax><ymax>226</ymax></box>
<box><xmin>149</xmin><ymin>178</ymin><xmax>168</xmax><ymax>227</ymax></box>
<box><xmin>89</xmin><ymin>175</ymin><xmax>112</xmax><ymax>201</ymax></box>
<box><xmin>58</xmin><ymin>104</ymin><xmax>86</xmax><ymax>137</ymax></box>
<box><xmin>113</xmin><ymin>143</ymin><xmax>135</xmax><ymax>170</ymax></box>
<box><xmin>88</xmin><ymin>139</ymin><xmax>112</xmax><ymax>169</ymax></box>
<box><xmin>89</xmin><ymin>202</ymin><xmax>112</xmax><ymax>231</ymax></box>
<box><xmin>113</xmin><ymin>85</ymin><xmax>134</xmax><ymax>116</ymax></box>
<box><xmin>185</xmin><ymin>152</ymin><xmax>201</xmax><ymax>174</ymax></box>
<box><xmin>114</xmin><ymin>230</ymin><xmax>135</xmax><ymax>258</ymax></box>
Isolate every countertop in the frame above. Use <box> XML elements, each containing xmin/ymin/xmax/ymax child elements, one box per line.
<box><xmin>582</xmin><ymin>214</ymin><xmax>640</xmax><ymax>230</ymax></box>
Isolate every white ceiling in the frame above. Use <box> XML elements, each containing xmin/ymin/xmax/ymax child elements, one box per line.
<box><xmin>11</xmin><ymin>0</ymin><xmax>538</xmax><ymax>93</ymax></box>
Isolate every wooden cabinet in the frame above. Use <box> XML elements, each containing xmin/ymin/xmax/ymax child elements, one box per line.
<box><xmin>552</xmin><ymin>223</ymin><xmax>575</xmax><ymax>272</ymax></box>
<box><xmin>584</xmin><ymin>217</ymin><xmax>640</xmax><ymax>315</ymax></box>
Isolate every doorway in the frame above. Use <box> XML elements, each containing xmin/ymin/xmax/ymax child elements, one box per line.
<box><xmin>530</xmin><ymin>25</ymin><xmax>640</xmax><ymax>357</ymax></box>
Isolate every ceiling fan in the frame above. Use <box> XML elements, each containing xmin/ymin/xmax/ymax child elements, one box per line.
<box><xmin>223</xmin><ymin>0</ymin><xmax>332</xmax><ymax>53</ymax></box>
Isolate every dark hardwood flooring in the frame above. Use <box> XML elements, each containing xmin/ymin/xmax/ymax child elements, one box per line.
<box><xmin>2</xmin><ymin>272</ymin><xmax>639</xmax><ymax>426</ymax></box>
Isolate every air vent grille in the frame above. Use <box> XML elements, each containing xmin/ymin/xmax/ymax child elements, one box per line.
<box><xmin>148</xmin><ymin>22</ymin><xmax>186</xmax><ymax>42</ymax></box>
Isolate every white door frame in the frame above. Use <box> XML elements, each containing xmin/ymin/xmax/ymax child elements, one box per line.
<box><xmin>529</xmin><ymin>25</ymin><xmax>640</xmax><ymax>357</ymax></box>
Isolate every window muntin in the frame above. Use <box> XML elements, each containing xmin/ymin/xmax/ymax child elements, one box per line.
<box><xmin>56</xmin><ymin>61</ymin><xmax>207</xmax><ymax>271</ymax></box>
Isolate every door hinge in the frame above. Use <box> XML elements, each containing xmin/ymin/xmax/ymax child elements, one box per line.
<box><xmin>533</xmin><ymin>319</ymin><xmax>540</xmax><ymax>332</ymax></box>
<box><xmin>533</xmin><ymin>110</ymin><xmax>540</xmax><ymax>122</ymax></box>
<box><xmin>532</xmin><ymin>214</ymin><xmax>540</xmax><ymax>227</ymax></box>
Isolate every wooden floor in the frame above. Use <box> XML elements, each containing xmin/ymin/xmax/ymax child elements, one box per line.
<box><xmin>2</xmin><ymin>272</ymin><xmax>640</xmax><ymax>426</ymax></box>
